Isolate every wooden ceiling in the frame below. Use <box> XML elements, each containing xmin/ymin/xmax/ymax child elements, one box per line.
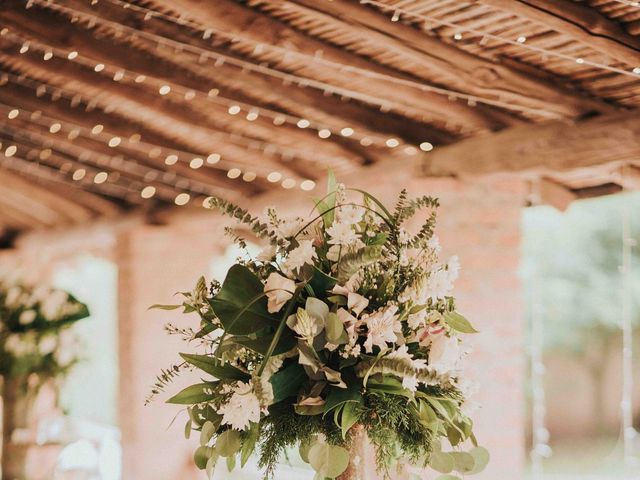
<box><xmin>0</xmin><ymin>0</ymin><xmax>639</xmax><ymax>238</ymax></box>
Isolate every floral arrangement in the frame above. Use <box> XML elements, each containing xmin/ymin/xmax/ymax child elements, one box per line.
<box><xmin>153</xmin><ymin>175</ymin><xmax>487</xmax><ymax>479</ymax></box>
<box><xmin>0</xmin><ymin>274</ymin><xmax>90</xmax><ymax>384</ymax></box>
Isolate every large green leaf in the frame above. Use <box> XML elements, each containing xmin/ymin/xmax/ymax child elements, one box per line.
<box><xmin>443</xmin><ymin>312</ymin><xmax>478</xmax><ymax>334</ymax></box>
<box><xmin>210</xmin><ymin>264</ymin><xmax>277</xmax><ymax>335</ymax></box>
<box><xmin>269</xmin><ymin>363</ymin><xmax>307</xmax><ymax>404</ymax></box>
<box><xmin>180</xmin><ymin>353</ymin><xmax>250</xmax><ymax>381</ymax></box>
<box><xmin>323</xmin><ymin>382</ymin><xmax>362</xmax><ymax>415</ymax></box>
<box><xmin>194</xmin><ymin>446</ymin><xmax>216</xmax><ymax>470</ymax></box>
<box><xmin>340</xmin><ymin>401</ymin><xmax>360</xmax><ymax>439</ymax></box>
<box><xmin>450</xmin><ymin>452</ymin><xmax>475</xmax><ymax>474</ymax></box>
<box><xmin>306</xmin><ymin>266</ymin><xmax>337</xmax><ymax>296</ymax></box>
<box><xmin>216</xmin><ymin>429</ymin><xmax>242</xmax><ymax>457</ymax></box>
<box><xmin>241</xmin><ymin>422</ymin><xmax>260</xmax><ymax>467</ymax></box>
<box><xmin>467</xmin><ymin>447</ymin><xmax>490</xmax><ymax>474</ymax></box>
<box><xmin>167</xmin><ymin>382</ymin><xmax>217</xmax><ymax>405</ymax></box>
<box><xmin>430</xmin><ymin>451</ymin><xmax>454</xmax><ymax>474</ymax></box>
<box><xmin>308</xmin><ymin>443</ymin><xmax>349</xmax><ymax>479</ymax></box>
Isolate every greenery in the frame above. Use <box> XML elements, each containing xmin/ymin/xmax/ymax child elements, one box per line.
<box><xmin>0</xmin><ymin>276</ymin><xmax>90</xmax><ymax>390</ymax></box>
<box><xmin>152</xmin><ymin>173</ymin><xmax>486</xmax><ymax>479</ymax></box>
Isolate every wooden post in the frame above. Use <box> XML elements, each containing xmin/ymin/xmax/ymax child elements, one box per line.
<box><xmin>1</xmin><ymin>376</ymin><xmax>35</xmax><ymax>480</ymax></box>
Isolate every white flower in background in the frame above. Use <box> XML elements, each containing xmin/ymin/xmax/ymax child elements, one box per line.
<box><xmin>219</xmin><ymin>381</ymin><xmax>262</xmax><ymax>431</ymax></box>
<box><xmin>19</xmin><ymin>309</ymin><xmax>36</xmax><ymax>325</ymax></box>
<box><xmin>283</xmin><ymin>240</ymin><xmax>317</xmax><ymax>275</ymax></box>
<box><xmin>53</xmin><ymin>330</ymin><xmax>77</xmax><ymax>366</ymax></box>
<box><xmin>447</xmin><ymin>255</ymin><xmax>460</xmax><ymax>282</ymax></box>
<box><xmin>386</xmin><ymin>345</ymin><xmax>427</xmax><ymax>370</ymax></box>
<box><xmin>363</xmin><ymin>305</ymin><xmax>400</xmax><ymax>353</ymax></box>
<box><xmin>336</xmin><ymin>205</ymin><xmax>364</xmax><ymax>225</ymax></box>
<box><xmin>428</xmin><ymin>334</ymin><xmax>461</xmax><ymax>374</ymax></box>
<box><xmin>257</xmin><ymin>245</ymin><xmax>277</xmax><ymax>263</ymax></box>
<box><xmin>264</xmin><ymin>273</ymin><xmax>296</xmax><ymax>313</ymax></box>
<box><xmin>326</xmin><ymin>222</ymin><xmax>359</xmax><ymax>246</ymax></box>
<box><xmin>41</xmin><ymin>290</ymin><xmax>69</xmax><ymax>321</ymax></box>
<box><xmin>38</xmin><ymin>335</ymin><xmax>57</xmax><ymax>356</ymax></box>
<box><xmin>5</xmin><ymin>287</ymin><xmax>22</xmax><ymax>307</ymax></box>
<box><xmin>457</xmin><ymin>379</ymin><xmax>481</xmax><ymax>416</ymax></box>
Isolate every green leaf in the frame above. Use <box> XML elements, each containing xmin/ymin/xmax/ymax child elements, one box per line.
<box><xmin>295</xmin><ymin>403</ymin><xmax>325</xmax><ymax>416</ymax></box>
<box><xmin>450</xmin><ymin>452</ymin><xmax>475</xmax><ymax>473</ymax></box>
<box><xmin>307</xmin><ymin>266</ymin><xmax>337</xmax><ymax>296</ymax></box>
<box><xmin>200</xmin><ymin>421</ymin><xmax>215</xmax><ymax>446</ymax></box>
<box><xmin>325</xmin><ymin>313</ymin><xmax>346</xmax><ymax>344</ymax></box>
<box><xmin>324</xmin><ymin>169</ymin><xmax>338</xmax><ymax>227</ymax></box>
<box><xmin>195</xmin><ymin>322</ymin><xmax>217</xmax><ymax>339</ymax></box>
<box><xmin>418</xmin><ymin>400</ymin><xmax>438</xmax><ymax>427</ymax></box>
<box><xmin>367</xmin><ymin>232</ymin><xmax>388</xmax><ymax>246</ymax></box>
<box><xmin>443</xmin><ymin>312</ymin><xmax>478</xmax><ymax>334</ymax></box>
<box><xmin>308</xmin><ymin>443</ymin><xmax>349</xmax><ymax>479</ymax></box>
<box><xmin>467</xmin><ymin>447</ymin><xmax>490</xmax><ymax>474</ymax></box>
<box><xmin>323</xmin><ymin>382</ymin><xmax>362</xmax><ymax>415</ymax></box>
<box><xmin>231</xmin><ymin>332</ymin><xmax>296</xmax><ymax>356</ymax></box>
<box><xmin>241</xmin><ymin>422</ymin><xmax>260</xmax><ymax>467</ymax></box>
<box><xmin>191</xmin><ymin>404</ymin><xmax>222</xmax><ymax>429</ymax></box>
<box><xmin>430</xmin><ymin>451</ymin><xmax>454</xmax><ymax>474</ymax></box>
<box><xmin>184</xmin><ymin>419</ymin><xmax>192</xmax><ymax>439</ymax></box>
<box><xmin>210</xmin><ymin>264</ymin><xmax>277</xmax><ymax>335</ymax></box>
<box><xmin>270</xmin><ymin>363</ymin><xmax>307</xmax><ymax>404</ymax></box>
<box><xmin>180</xmin><ymin>353</ymin><xmax>250</xmax><ymax>381</ymax></box>
<box><xmin>337</xmin><ymin>245</ymin><xmax>382</xmax><ymax>284</ymax></box>
<box><xmin>194</xmin><ymin>446</ymin><xmax>216</xmax><ymax>470</ymax></box>
<box><xmin>226</xmin><ymin>454</ymin><xmax>236</xmax><ymax>472</ymax></box>
<box><xmin>366</xmin><ymin>376</ymin><xmax>413</xmax><ymax>399</ymax></box>
<box><xmin>216</xmin><ymin>429</ymin><xmax>242</xmax><ymax>457</ymax></box>
<box><xmin>205</xmin><ymin>455</ymin><xmax>218</xmax><ymax>479</ymax></box>
<box><xmin>149</xmin><ymin>303</ymin><xmax>181</xmax><ymax>310</ymax></box>
<box><xmin>167</xmin><ymin>383</ymin><xmax>216</xmax><ymax>405</ymax></box>
<box><xmin>299</xmin><ymin>439</ymin><xmax>313</xmax><ymax>463</ymax></box>
<box><xmin>340</xmin><ymin>401</ymin><xmax>359</xmax><ymax>439</ymax></box>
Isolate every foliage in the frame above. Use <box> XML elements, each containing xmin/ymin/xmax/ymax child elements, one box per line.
<box><xmin>0</xmin><ymin>274</ymin><xmax>90</xmax><ymax>390</ymax></box>
<box><xmin>152</xmin><ymin>174</ymin><xmax>485</xmax><ymax>479</ymax></box>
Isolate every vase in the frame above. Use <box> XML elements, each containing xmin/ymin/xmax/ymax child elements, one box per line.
<box><xmin>337</xmin><ymin>425</ymin><xmax>379</xmax><ymax>480</ymax></box>
<box><xmin>1</xmin><ymin>375</ymin><xmax>36</xmax><ymax>480</ymax></box>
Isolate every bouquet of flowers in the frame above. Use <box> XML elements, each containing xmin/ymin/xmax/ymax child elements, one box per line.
<box><xmin>0</xmin><ymin>276</ymin><xmax>90</xmax><ymax>383</ymax></box>
<box><xmin>153</xmin><ymin>175</ymin><xmax>487</xmax><ymax>479</ymax></box>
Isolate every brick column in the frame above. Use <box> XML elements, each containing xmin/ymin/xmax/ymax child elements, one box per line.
<box><xmin>116</xmin><ymin>221</ymin><xmax>227</xmax><ymax>480</ymax></box>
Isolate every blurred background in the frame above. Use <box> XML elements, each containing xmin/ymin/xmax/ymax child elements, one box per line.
<box><xmin>1</xmin><ymin>0</ymin><xmax>640</xmax><ymax>478</ymax></box>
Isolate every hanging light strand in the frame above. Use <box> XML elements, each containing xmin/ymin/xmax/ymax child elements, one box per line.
<box><xmin>361</xmin><ymin>0</ymin><xmax>640</xmax><ymax>78</ymax></box>
<box><xmin>0</xmin><ymin>28</ymin><xmax>415</xmax><ymax>157</ymax></box>
<box><xmin>25</xmin><ymin>0</ymin><xmax>563</xmax><ymax>121</ymax></box>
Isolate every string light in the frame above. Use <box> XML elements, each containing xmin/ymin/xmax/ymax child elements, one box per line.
<box><xmin>0</xmin><ymin>74</ymin><xmax>324</xmax><ymax>186</ymax></box>
<box><xmin>267</xmin><ymin>171</ymin><xmax>282</xmax><ymax>183</ymax></box>
<box><xmin>362</xmin><ymin>0</ymin><xmax>640</xmax><ymax>78</ymax></box>
<box><xmin>23</xmin><ymin>0</ymin><xmax>562</xmax><ymax>128</ymax></box>
<box><xmin>174</xmin><ymin>192</ymin><xmax>190</xmax><ymax>206</ymax></box>
<box><xmin>140</xmin><ymin>185</ymin><xmax>156</xmax><ymax>199</ymax></box>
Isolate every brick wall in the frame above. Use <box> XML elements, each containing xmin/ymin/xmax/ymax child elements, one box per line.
<box><xmin>3</xmin><ymin>166</ymin><xmax>528</xmax><ymax>479</ymax></box>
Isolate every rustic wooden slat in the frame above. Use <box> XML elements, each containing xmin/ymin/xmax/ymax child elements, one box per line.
<box><xmin>423</xmin><ymin>109</ymin><xmax>640</xmax><ymax>176</ymax></box>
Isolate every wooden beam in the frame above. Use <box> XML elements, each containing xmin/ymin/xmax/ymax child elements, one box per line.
<box><xmin>537</xmin><ymin>177</ymin><xmax>577</xmax><ymax>211</ymax></box>
<box><xmin>255</xmin><ymin>0</ymin><xmax>613</xmax><ymax>119</ymax></box>
<box><xmin>422</xmin><ymin>109</ymin><xmax>640</xmax><ymax>176</ymax></box>
<box><xmin>476</xmin><ymin>0</ymin><xmax>640</xmax><ymax>67</ymax></box>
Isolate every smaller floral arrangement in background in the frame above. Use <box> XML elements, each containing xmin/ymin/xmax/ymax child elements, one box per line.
<box><xmin>0</xmin><ymin>272</ymin><xmax>90</xmax><ymax>384</ymax></box>
<box><xmin>152</xmin><ymin>173</ymin><xmax>487</xmax><ymax>480</ymax></box>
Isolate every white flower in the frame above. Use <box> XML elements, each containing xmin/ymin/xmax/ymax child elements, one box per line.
<box><xmin>337</xmin><ymin>308</ymin><xmax>358</xmax><ymax>344</ymax></box>
<box><xmin>283</xmin><ymin>240</ymin><xmax>317</xmax><ymax>275</ymax></box>
<box><xmin>19</xmin><ymin>309</ymin><xmax>36</xmax><ymax>325</ymax></box>
<box><xmin>38</xmin><ymin>335</ymin><xmax>57</xmax><ymax>356</ymax></box>
<box><xmin>277</xmin><ymin>217</ymin><xmax>304</xmax><ymax>240</ymax></box>
<box><xmin>326</xmin><ymin>222</ymin><xmax>359</xmax><ymax>246</ymax></box>
<box><xmin>387</xmin><ymin>345</ymin><xmax>427</xmax><ymax>370</ymax></box>
<box><xmin>219</xmin><ymin>381</ymin><xmax>262</xmax><ymax>431</ymax></box>
<box><xmin>264</xmin><ymin>273</ymin><xmax>296</xmax><ymax>313</ymax></box>
<box><xmin>287</xmin><ymin>298</ymin><xmax>327</xmax><ymax>340</ymax></box>
<box><xmin>402</xmin><ymin>375</ymin><xmax>418</xmax><ymax>392</ymax></box>
<box><xmin>336</xmin><ymin>205</ymin><xmax>364</xmax><ymax>225</ymax></box>
<box><xmin>257</xmin><ymin>245</ymin><xmax>277</xmax><ymax>263</ymax></box>
<box><xmin>363</xmin><ymin>306</ymin><xmax>400</xmax><ymax>353</ymax></box>
<box><xmin>423</xmin><ymin>259</ymin><xmax>459</xmax><ymax>302</ymax></box>
<box><xmin>428</xmin><ymin>334</ymin><xmax>461</xmax><ymax>374</ymax></box>
<box><xmin>5</xmin><ymin>287</ymin><xmax>22</xmax><ymax>307</ymax></box>
<box><xmin>332</xmin><ymin>285</ymin><xmax>369</xmax><ymax>316</ymax></box>
<box><xmin>428</xmin><ymin>235</ymin><xmax>441</xmax><ymax>254</ymax></box>
<box><xmin>40</xmin><ymin>290</ymin><xmax>69</xmax><ymax>321</ymax></box>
